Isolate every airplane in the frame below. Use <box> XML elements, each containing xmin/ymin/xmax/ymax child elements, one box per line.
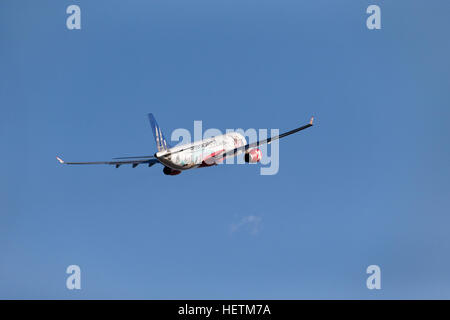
<box><xmin>56</xmin><ymin>114</ymin><xmax>314</xmax><ymax>175</ymax></box>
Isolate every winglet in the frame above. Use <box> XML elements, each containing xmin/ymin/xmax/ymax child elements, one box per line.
<box><xmin>56</xmin><ymin>156</ymin><xmax>65</xmax><ymax>164</ymax></box>
<box><xmin>309</xmin><ymin>116</ymin><xmax>314</xmax><ymax>125</ymax></box>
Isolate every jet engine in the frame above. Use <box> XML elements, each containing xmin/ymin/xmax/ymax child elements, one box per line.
<box><xmin>163</xmin><ymin>166</ymin><xmax>181</xmax><ymax>175</ymax></box>
<box><xmin>244</xmin><ymin>148</ymin><xmax>262</xmax><ymax>163</ymax></box>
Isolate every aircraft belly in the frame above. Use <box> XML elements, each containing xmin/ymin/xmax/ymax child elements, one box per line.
<box><xmin>157</xmin><ymin>152</ymin><xmax>197</xmax><ymax>170</ymax></box>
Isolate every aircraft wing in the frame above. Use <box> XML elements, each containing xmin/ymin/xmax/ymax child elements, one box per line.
<box><xmin>221</xmin><ymin>116</ymin><xmax>314</xmax><ymax>159</ymax></box>
<box><xmin>56</xmin><ymin>156</ymin><xmax>159</xmax><ymax>168</ymax></box>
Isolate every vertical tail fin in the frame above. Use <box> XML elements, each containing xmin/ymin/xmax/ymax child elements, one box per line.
<box><xmin>148</xmin><ymin>113</ymin><xmax>171</xmax><ymax>152</ymax></box>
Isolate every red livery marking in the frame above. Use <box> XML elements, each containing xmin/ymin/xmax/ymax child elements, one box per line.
<box><xmin>200</xmin><ymin>149</ymin><xmax>225</xmax><ymax>167</ymax></box>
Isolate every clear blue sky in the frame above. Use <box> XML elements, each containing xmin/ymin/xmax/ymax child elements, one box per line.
<box><xmin>1</xmin><ymin>0</ymin><xmax>450</xmax><ymax>299</ymax></box>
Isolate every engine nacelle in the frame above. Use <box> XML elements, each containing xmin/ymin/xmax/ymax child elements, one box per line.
<box><xmin>244</xmin><ymin>148</ymin><xmax>262</xmax><ymax>163</ymax></box>
<box><xmin>163</xmin><ymin>166</ymin><xmax>181</xmax><ymax>175</ymax></box>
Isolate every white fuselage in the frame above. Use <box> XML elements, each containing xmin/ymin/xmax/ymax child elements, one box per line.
<box><xmin>155</xmin><ymin>132</ymin><xmax>247</xmax><ymax>170</ymax></box>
